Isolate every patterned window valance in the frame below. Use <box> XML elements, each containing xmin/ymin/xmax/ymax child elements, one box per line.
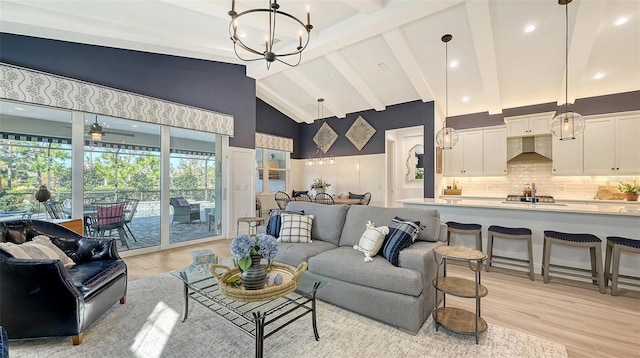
<box><xmin>0</xmin><ymin>63</ymin><xmax>234</xmax><ymax>137</ymax></box>
<box><xmin>255</xmin><ymin>133</ymin><xmax>293</xmax><ymax>152</ymax></box>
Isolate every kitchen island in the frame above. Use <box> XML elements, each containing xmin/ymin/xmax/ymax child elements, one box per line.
<box><xmin>399</xmin><ymin>198</ymin><xmax>640</xmax><ymax>290</ymax></box>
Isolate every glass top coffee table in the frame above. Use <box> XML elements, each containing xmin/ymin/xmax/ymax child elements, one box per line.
<box><xmin>170</xmin><ymin>262</ymin><xmax>324</xmax><ymax>358</ymax></box>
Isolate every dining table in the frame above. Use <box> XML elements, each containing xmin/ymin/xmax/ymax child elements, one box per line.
<box><xmin>332</xmin><ymin>197</ymin><xmax>361</xmax><ymax>205</ymax></box>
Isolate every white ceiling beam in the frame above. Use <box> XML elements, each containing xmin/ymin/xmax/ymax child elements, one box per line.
<box><xmin>283</xmin><ymin>71</ymin><xmax>348</xmax><ymax>119</ymax></box>
<box><xmin>1</xmin><ymin>1</ymin><xmax>240</xmax><ymax>64</ymax></box>
<box><xmin>247</xmin><ymin>0</ymin><xmax>463</xmax><ymax>80</ymax></box>
<box><xmin>383</xmin><ymin>29</ymin><xmax>435</xmax><ymax>104</ymax></box>
<box><xmin>558</xmin><ymin>1</ymin><xmax>607</xmax><ymax>105</ymax></box>
<box><xmin>341</xmin><ymin>0</ymin><xmax>384</xmax><ymax>14</ymax></box>
<box><xmin>256</xmin><ymin>82</ymin><xmax>312</xmax><ymax>123</ymax></box>
<box><xmin>325</xmin><ymin>52</ymin><xmax>386</xmax><ymax>112</ymax></box>
<box><xmin>465</xmin><ymin>0</ymin><xmax>502</xmax><ymax>115</ymax></box>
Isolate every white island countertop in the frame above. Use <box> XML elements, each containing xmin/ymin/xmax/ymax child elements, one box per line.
<box><xmin>399</xmin><ymin>197</ymin><xmax>640</xmax><ymax>217</ymax></box>
<box><xmin>400</xmin><ymin>197</ymin><xmax>639</xmax><ymax>281</ymax></box>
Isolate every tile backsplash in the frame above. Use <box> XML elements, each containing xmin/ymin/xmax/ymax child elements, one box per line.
<box><xmin>444</xmin><ymin>137</ymin><xmax>638</xmax><ymax>200</ymax></box>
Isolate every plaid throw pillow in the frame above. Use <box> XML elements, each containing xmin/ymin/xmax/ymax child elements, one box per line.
<box><xmin>266</xmin><ymin>210</ymin><xmax>304</xmax><ymax>238</ymax></box>
<box><xmin>382</xmin><ymin>217</ymin><xmax>422</xmax><ymax>266</ymax></box>
<box><xmin>278</xmin><ymin>213</ymin><xmax>314</xmax><ymax>243</ymax></box>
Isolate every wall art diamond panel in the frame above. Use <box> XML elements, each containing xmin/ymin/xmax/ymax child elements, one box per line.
<box><xmin>0</xmin><ymin>63</ymin><xmax>234</xmax><ymax>136</ymax></box>
<box><xmin>346</xmin><ymin>115</ymin><xmax>376</xmax><ymax>150</ymax></box>
<box><xmin>313</xmin><ymin>122</ymin><xmax>338</xmax><ymax>153</ymax></box>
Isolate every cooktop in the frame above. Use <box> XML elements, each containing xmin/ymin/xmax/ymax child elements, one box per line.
<box><xmin>505</xmin><ymin>195</ymin><xmax>555</xmax><ymax>203</ymax></box>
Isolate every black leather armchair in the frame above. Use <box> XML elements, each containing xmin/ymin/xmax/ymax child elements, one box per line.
<box><xmin>0</xmin><ymin>220</ymin><xmax>127</xmax><ymax>345</ymax></box>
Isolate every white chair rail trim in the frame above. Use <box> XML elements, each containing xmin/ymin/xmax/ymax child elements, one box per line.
<box><xmin>0</xmin><ymin>63</ymin><xmax>234</xmax><ymax>137</ymax></box>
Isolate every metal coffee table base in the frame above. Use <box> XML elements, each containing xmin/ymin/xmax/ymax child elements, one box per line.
<box><xmin>180</xmin><ymin>280</ymin><xmax>321</xmax><ymax>358</ymax></box>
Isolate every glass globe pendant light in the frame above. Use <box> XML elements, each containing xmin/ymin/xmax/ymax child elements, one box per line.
<box><xmin>550</xmin><ymin>0</ymin><xmax>585</xmax><ymax>140</ymax></box>
<box><xmin>436</xmin><ymin>34</ymin><xmax>459</xmax><ymax>150</ymax></box>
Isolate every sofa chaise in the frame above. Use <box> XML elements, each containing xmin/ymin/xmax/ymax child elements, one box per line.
<box><xmin>272</xmin><ymin>201</ymin><xmax>446</xmax><ymax>334</ymax></box>
<box><xmin>0</xmin><ymin>219</ymin><xmax>127</xmax><ymax>345</ymax></box>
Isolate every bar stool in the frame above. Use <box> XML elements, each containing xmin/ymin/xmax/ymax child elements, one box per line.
<box><xmin>542</xmin><ymin>230</ymin><xmax>606</xmax><ymax>294</ymax></box>
<box><xmin>486</xmin><ymin>225</ymin><xmax>535</xmax><ymax>281</ymax></box>
<box><xmin>446</xmin><ymin>221</ymin><xmax>482</xmax><ymax>251</ymax></box>
<box><xmin>605</xmin><ymin>236</ymin><xmax>640</xmax><ymax>296</ymax></box>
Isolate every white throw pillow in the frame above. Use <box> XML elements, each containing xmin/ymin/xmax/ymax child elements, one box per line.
<box><xmin>278</xmin><ymin>213</ymin><xmax>314</xmax><ymax>243</ymax></box>
<box><xmin>354</xmin><ymin>221</ymin><xmax>389</xmax><ymax>262</ymax></box>
<box><xmin>0</xmin><ymin>235</ymin><xmax>75</xmax><ymax>268</ymax></box>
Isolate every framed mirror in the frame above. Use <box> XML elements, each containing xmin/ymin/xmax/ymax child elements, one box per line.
<box><xmin>405</xmin><ymin>144</ymin><xmax>424</xmax><ymax>181</ymax></box>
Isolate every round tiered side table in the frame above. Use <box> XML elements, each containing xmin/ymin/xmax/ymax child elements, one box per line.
<box><xmin>433</xmin><ymin>245</ymin><xmax>488</xmax><ymax>344</ymax></box>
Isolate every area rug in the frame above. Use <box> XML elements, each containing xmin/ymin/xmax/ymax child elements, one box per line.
<box><xmin>9</xmin><ymin>273</ymin><xmax>567</xmax><ymax>358</ymax></box>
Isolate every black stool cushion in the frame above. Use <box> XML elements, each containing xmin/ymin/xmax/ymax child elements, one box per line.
<box><xmin>446</xmin><ymin>221</ymin><xmax>481</xmax><ymax>231</ymax></box>
<box><xmin>607</xmin><ymin>236</ymin><xmax>640</xmax><ymax>249</ymax></box>
<box><xmin>544</xmin><ymin>230</ymin><xmax>601</xmax><ymax>243</ymax></box>
<box><xmin>488</xmin><ymin>225</ymin><xmax>531</xmax><ymax>236</ymax></box>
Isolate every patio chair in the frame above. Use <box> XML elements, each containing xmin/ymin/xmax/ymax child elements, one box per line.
<box><xmin>123</xmin><ymin>198</ymin><xmax>139</xmax><ymax>241</ymax></box>
<box><xmin>87</xmin><ymin>201</ymin><xmax>129</xmax><ymax>249</ymax></box>
<box><xmin>314</xmin><ymin>192</ymin><xmax>335</xmax><ymax>205</ymax></box>
<box><xmin>256</xmin><ymin>197</ymin><xmax>262</xmax><ymax>217</ymax></box>
<box><xmin>275</xmin><ymin>191</ymin><xmax>291</xmax><ymax>210</ymax></box>
<box><xmin>169</xmin><ymin>196</ymin><xmax>201</xmax><ymax>224</ymax></box>
<box><xmin>44</xmin><ymin>201</ymin><xmax>70</xmax><ymax>219</ymax></box>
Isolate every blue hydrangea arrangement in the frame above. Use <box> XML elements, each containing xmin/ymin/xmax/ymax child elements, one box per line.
<box><xmin>231</xmin><ymin>233</ymin><xmax>279</xmax><ymax>271</ymax></box>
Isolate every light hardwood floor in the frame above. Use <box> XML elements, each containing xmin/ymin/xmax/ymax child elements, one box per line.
<box><xmin>123</xmin><ymin>240</ymin><xmax>640</xmax><ymax>358</ymax></box>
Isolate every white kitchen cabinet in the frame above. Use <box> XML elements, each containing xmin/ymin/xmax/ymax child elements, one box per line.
<box><xmin>483</xmin><ymin>128</ymin><xmax>507</xmax><ymax>176</ymax></box>
<box><xmin>583</xmin><ymin>112</ymin><xmax>640</xmax><ymax>174</ymax></box>
<box><xmin>552</xmin><ymin>135</ymin><xmax>583</xmax><ymax>175</ymax></box>
<box><xmin>504</xmin><ymin>112</ymin><xmax>555</xmax><ymax>137</ymax></box>
<box><xmin>443</xmin><ymin>130</ymin><xmax>483</xmax><ymax>176</ymax></box>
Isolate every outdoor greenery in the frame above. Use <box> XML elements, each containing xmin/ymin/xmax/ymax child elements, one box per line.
<box><xmin>0</xmin><ymin>139</ymin><xmax>217</xmax><ymax>212</ymax></box>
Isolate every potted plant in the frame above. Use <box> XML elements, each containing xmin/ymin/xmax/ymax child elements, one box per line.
<box><xmin>310</xmin><ymin>177</ymin><xmax>331</xmax><ymax>194</ymax></box>
<box><xmin>617</xmin><ymin>181</ymin><xmax>640</xmax><ymax>201</ymax></box>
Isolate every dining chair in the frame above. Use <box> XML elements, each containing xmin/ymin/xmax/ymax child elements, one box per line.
<box><xmin>123</xmin><ymin>198</ymin><xmax>139</xmax><ymax>242</ymax></box>
<box><xmin>88</xmin><ymin>201</ymin><xmax>129</xmax><ymax>249</ymax></box>
<box><xmin>359</xmin><ymin>192</ymin><xmax>372</xmax><ymax>205</ymax></box>
<box><xmin>44</xmin><ymin>201</ymin><xmax>69</xmax><ymax>219</ymax></box>
<box><xmin>314</xmin><ymin>192</ymin><xmax>335</xmax><ymax>205</ymax></box>
<box><xmin>295</xmin><ymin>193</ymin><xmax>313</xmax><ymax>202</ymax></box>
<box><xmin>275</xmin><ymin>191</ymin><xmax>291</xmax><ymax>210</ymax></box>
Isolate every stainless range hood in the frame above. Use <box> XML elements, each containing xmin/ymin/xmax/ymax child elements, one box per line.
<box><xmin>507</xmin><ymin>136</ymin><xmax>552</xmax><ymax>163</ymax></box>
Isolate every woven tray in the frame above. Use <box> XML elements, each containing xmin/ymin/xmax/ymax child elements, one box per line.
<box><xmin>210</xmin><ymin>261</ymin><xmax>307</xmax><ymax>302</ymax></box>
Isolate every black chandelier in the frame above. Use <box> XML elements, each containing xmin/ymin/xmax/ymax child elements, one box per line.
<box><xmin>228</xmin><ymin>0</ymin><xmax>313</xmax><ymax>69</ymax></box>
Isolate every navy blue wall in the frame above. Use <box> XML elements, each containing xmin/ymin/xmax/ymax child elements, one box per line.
<box><xmin>448</xmin><ymin>90</ymin><xmax>640</xmax><ymax>130</ymax></box>
<box><xmin>0</xmin><ymin>33</ymin><xmax>256</xmax><ymax>149</ymax></box>
<box><xmin>296</xmin><ymin>100</ymin><xmax>436</xmax><ymax>197</ymax></box>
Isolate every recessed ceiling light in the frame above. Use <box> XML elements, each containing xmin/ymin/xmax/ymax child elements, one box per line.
<box><xmin>449</xmin><ymin>60</ymin><xmax>458</xmax><ymax>68</ymax></box>
<box><xmin>614</xmin><ymin>17</ymin><xmax>628</xmax><ymax>26</ymax></box>
<box><xmin>592</xmin><ymin>72</ymin><xmax>606</xmax><ymax>80</ymax></box>
<box><xmin>14</xmin><ymin>107</ymin><xmax>24</xmax><ymax>111</ymax></box>
<box><xmin>132</xmin><ymin>124</ymin><xmax>139</xmax><ymax>128</ymax></box>
<box><xmin>524</xmin><ymin>25</ymin><xmax>536</xmax><ymax>33</ymax></box>
<box><xmin>377</xmin><ymin>63</ymin><xmax>389</xmax><ymax>73</ymax></box>
<box><xmin>461</xmin><ymin>96</ymin><xmax>470</xmax><ymax>102</ymax></box>
<box><xmin>238</xmin><ymin>32</ymin><xmax>248</xmax><ymax>38</ymax></box>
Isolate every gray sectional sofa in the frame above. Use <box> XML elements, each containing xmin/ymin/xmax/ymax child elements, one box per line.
<box><xmin>273</xmin><ymin>201</ymin><xmax>446</xmax><ymax>334</ymax></box>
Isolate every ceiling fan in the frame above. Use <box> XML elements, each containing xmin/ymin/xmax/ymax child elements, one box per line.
<box><xmin>65</xmin><ymin>116</ymin><xmax>136</xmax><ymax>140</ymax></box>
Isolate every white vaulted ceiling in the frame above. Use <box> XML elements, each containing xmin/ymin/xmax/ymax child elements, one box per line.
<box><xmin>1</xmin><ymin>0</ymin><xmax>638</xmax><ymax>123</ymax></box>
